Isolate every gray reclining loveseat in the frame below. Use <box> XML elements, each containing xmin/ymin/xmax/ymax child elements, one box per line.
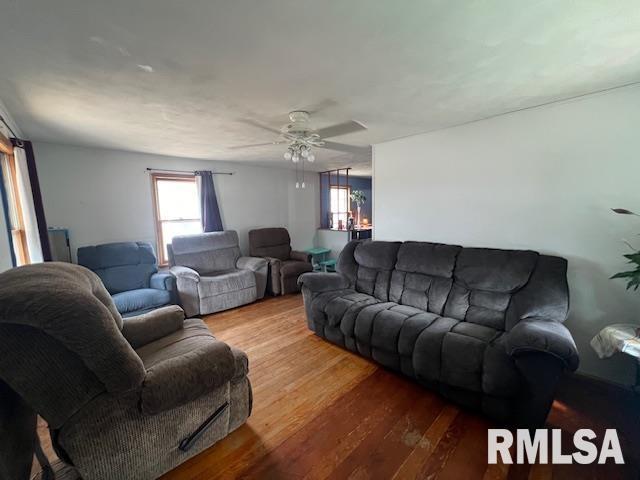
<box><xmin>299</xmin><ymin>240</ymin><xmax>578</xmax><ymax>426</ymax></box>
<box><xmin>169</xmin><ymin>231</ymin><xmax>268</xmax><ymax>317</ymax></box>
<box><xmin>0</xmin><ymin>263</ymin><xmax>252</xmax><ymax>480</ymax></box>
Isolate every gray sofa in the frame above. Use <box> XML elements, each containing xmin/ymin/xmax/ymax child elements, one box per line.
<box><xmin>0</xmin><ymin>263</ymin><xmax>252</xmax><ymax>480</ymax></box>
<box><xmin>169</xmin><ymin>231</ymin><xmax>268</xmax><ymax>317</ymax></box>
<box><xmin>299</xmin><ymin>240</ymin><xmax>578</xmax><ymax>426</ymax></box>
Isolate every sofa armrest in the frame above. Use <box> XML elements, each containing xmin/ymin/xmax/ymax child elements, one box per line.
<box><xmin>290</xmin><ymin>250</ymin><xmax>312</xmax><ymax>263</ymax></box>
<box><xmin>230</xmin><ymin>346</ymin><xmax>249</xmax><ymax>380</ymax></box>
<box><xmin>122</xmin><ymin>305</ymin><xmax>185</xmax><ymax>349</ymax></box>
<box><xmin>505</xmin><ymin>318</ymin><xmax>579</xmax><ymax>371</ymax></box>
<box><xmin>150</xmin><ymin>271</ymin><xmax>176</xmax><ymax>292</ymax></box>
<box><xmin>170</xmin><ymin>266</ymin><xmax>200</xmax><ymax>282</ymax></box>
<box><xmin>236</xmin><ymin>256</ymin><xmax>268</xmax><ymax>271</ymax></box>
<box><xmin>297</xmin><ymin>272</ymin><xmax>350</xmax><ymax>292</ymax></box>
<box><xmin>264</xmin><ymin>257</ymin><xmax>282</xmax><ymax>296</ymax></box>
<box><xmin>140</xmin><ymin>339</ymin><xmax>236</xmax><ymax>415</ymax></box>
<box><xmin>237</xmin><ymin>256</ymin><xmax>268</xmax><ymax>299</ymax></box>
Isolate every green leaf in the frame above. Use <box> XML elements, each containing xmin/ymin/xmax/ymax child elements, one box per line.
<box><xmin>623</xmin><ymin>253</ymin><xmax>640</xmax><ymax>264</ymax></box>
<box><xmin>611</xmin><ymin>271</ymin><xmax>637</xmax><ymax>279</ymax></box>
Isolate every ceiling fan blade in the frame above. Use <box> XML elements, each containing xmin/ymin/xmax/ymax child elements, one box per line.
<box><xmin>238</xmin><ymin>118</ymin><xmax>283</xmax><ymax>135</ymax></box>
<box><xmin>228</xmin><ymin>141</ymin><xmax>282</xmax><ymax>150</ymax></box>
<box><xmin>316</xmin><ymin>120</ymin><xmax>367</xmax><ymax>139</ymax></box>
<box><xmin>321</xmin><ymin>141</ymin><xmax>371</xmax><ymax>155</ymax></box>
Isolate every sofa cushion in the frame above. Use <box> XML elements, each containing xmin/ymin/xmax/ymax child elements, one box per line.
<box><xmin>454</xmin><ymin>248</ymin><xmax>538</xmax><ymax>292</ymax></box>
<box><xmin>171</xmin><ymin>231</ymin><xmax>241</xmax><ymax>273</ymax></box>
<box><xmin>390</xmin><ymin>242</ymin><xmax>460</xmax><ymax>315</ymax></box>
<box><xmin>136</xmin><ymin>318</ymin><xmax>236</xmax><ymax>414</ymax></box>
<box><xmin>77</xmin><ymin>242</ymin><xmax>158</xmax><ymax>294</ymax></box>
<box><xmin>351</xmin><ymin>242</ymin><xmax>401</xmax><ymax>302</ymax></box>
<box><xmin>249</xmin><ymin>228</ymin><xmax>292</xmax><ymax>261</ymax></box>
<box><xmin>438</xmin><ymin>249</ymin><xmax>540</xmax><ymax>329</ymax></box>
<box><xmin>440</xmin><ymin>325</ymin><xmax>520</xmax><ymax>396</ymax></box>
<box><xmin>344</xmin><ymin>302</ymin><xmax>520</xmax><ymax>397</ymax></box>
<box><xmin>198</xmin><ymin>269</ymin><xmax>255</xmax><ymax>298</ymax></box>
<box><xmin>112</xmin><ymin>288</ymin><xmax>172</xmax><ymax>315</ymax></box>
<box><xmin>309</xmin><ymin>289</ymin><xmax>379</xmax><ymax>329</ymax></box>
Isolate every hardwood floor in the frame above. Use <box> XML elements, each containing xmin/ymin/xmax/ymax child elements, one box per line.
<box><xmin>161</xmin><ymin>295</ymin><xmax>640</xmax><ymax>480</ymax></box>
<box><xmin>36</xmin><ymin>294</ymin><xmax>640</xmax><ymax>479</ymax></box>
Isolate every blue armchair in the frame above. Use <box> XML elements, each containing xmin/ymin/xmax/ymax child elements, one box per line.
<box><xmin>77</xmin><ymin>242</ymin><xmax>176</xmax><ymax>317</ymax></box>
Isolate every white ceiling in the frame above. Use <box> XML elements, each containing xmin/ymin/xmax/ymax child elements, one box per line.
<box><xmin>1</xmin><ymin>1</ymin><xmax>640</xmax><ymax>176</ymax></box>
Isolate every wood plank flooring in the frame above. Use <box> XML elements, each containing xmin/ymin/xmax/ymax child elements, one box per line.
<box><xmin>161</xmin><ymin>295</ymin><xmax>640</xmax><ymax>480</ymax></box>
<box><xmin>36</xmin><ymin>294</ymin><xmax>640</xmax><ymax>479</ymax></box>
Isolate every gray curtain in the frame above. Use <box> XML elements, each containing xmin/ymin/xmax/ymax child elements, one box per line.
<box><xmin>196</xmin><ymin>171</ymin><xmax>223</xmax><ymax>232</ymax></box>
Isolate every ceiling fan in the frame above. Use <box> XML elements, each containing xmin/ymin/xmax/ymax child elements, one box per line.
<box><xmin>230</xmin><ymin>111</ymin><xmax>370</xmax><ymax>162</ymax></box>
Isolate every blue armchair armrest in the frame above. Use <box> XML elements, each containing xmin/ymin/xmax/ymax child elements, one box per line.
<box><xmin>150</xmin><ymin>271</ymin><xmax>176</xmax><ymax>293</ymax></box>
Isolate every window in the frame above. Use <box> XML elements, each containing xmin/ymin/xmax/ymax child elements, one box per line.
<box><xmin>330</xmin><ymin>185</ymin><xmax>351</xmax><ymax>230</ymax></box>
<box><xmin>0</xmin><ymin>144</ymin><xmax>29</xmax><ymax>265</ymax></box>
<box><xmin>151</xmin><ymin>173</ymin><xmax>202</xmax><ymax>265</ymax></box>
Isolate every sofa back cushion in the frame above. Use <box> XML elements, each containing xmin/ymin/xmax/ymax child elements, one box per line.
<box><xmin>341</xmin><ymin>241</ymin><xmax>400</xmax><ymax>301</ymax></box>
<box><xmin>171</xmin><ymin>231</ymin><xmax>241</xmax><ymax>274</ymax></box>
<box><xmin>390</xmin><ymin>242</ymin><xmax>461</xmax><ymax>315</ymax></box>
<box><xmin>249</xmin><ymin>228</ymin><xmax>291</xmax><ymax>261</ymax></box>
<box><xmin>0</xmin><ymin>263</ymin><xmax>145</xmax><ymax>427</ymax></box>
<box><xmin>339</xmin><ymin>240</ymin><xmax>566</xmax><ymax>332</ymax></box>
<box><xmin>77</xmin><ymin>242</ymin><xmax>158</xmax><ymax>294</ymax></box>
<box><xmin>443</xmin><ymin>248</ymin><xmax>539</xmax><ymax>330</ymax></box>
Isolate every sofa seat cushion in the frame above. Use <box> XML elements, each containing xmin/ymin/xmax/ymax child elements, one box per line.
<box><xmin>136</xmin><ymin>318</ymin><xmax>236</xmax><ymax>414</ymax></box>
<box><xmin>349</xmin><ymin>303</ymin><xmax>521</xmax><ymax>397</ymax></box>
<box><xmin>198</xmin><ymin>269</ymin><xmax>256</xmax><ymax>298</ymax></box>
<box><xmin>136</xmin><ymin>318</ymin><xmax>215</xmax><ymax>367</ymax></box>
<box><xmin>112</xmin><ymin>288</ymin><xmax>171</xmax><ymax>315</ymax></box>
<box><xmin>310</xmin><ymin>289</ymin><xmax>380</xmax><ymax>328</ymax></box>
<box><xmin>280</xmin><ymin>260</ymin><xmax>313</xmax><ymax>279</ymax></box>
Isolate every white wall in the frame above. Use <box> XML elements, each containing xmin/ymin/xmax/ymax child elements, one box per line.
<box><xmin>288</xmin><ymin>174</ymin><xmax>320</xmax><ymax>252</ymax></box>
<box><xmin>34</xmin><ymin>142</ymin><xmax>318</xmax><ymax>260</ymax></box>
<box><xmin>374</xmin><ymin>84</ymin><xmax>640</xmax><ymax>386</ymax></box>
<box><xmin>315</xmin><ymin>229</ymin><xmax>350</xmax><ymax>261</ymax></box>
<box><xmin>0</xmin><ymin>100</ymin><xmax>22</xmax><ymax>271</ymax></box>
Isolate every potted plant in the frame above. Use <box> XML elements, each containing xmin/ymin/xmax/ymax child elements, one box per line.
<box><xmin>611</xmin><ymin>208</ymin><xmax>640</xmax><ymax>290</ymax></box>
<box><xmin>350</xmin><ymin>190</ymin><xmax>366</xmax><ymax>228</ymax></box>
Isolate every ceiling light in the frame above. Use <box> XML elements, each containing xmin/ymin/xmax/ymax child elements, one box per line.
<box><xmin>307</xmin><ymin>153</ymin><xmax>315</xmax><ymax>162</ymax></box>
<box><xmin>284</xmin><ymin>150</ymin><xmax>292</xmax><ymax>161</ymax></box>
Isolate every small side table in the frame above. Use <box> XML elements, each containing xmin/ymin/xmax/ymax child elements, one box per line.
<box><xmin>305</xmin><ymin>247</ymin><xmax>331</xmax><ymax>272</ymax></box>
<box><xmin>591</xmin><ymin>324</ymin><xmax>640</xmax><ymax>391</ymax></box>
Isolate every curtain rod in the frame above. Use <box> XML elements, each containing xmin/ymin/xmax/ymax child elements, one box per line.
<box><xmin>146</xmin><ymin>168</ymin><xmax>233</xmax><ymax>175</ymax></box>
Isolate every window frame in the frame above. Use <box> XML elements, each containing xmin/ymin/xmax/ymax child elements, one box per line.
<box><xmin>329</xmin><ymin>184</ymin><xmax>351</xmax><ymax>230</ymax></box>
<box><xmin>0</xmin><ymin>133</ymin><xmax>29</xmax><ymax>265</ymax></box>
<box><xmin>150</xmin><ymin>172</ymin><xmax>201</xmax><ymax>266</ymax></box>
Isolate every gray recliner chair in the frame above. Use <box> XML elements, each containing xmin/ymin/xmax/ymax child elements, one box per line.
<box><xmin>248</xmin><ymin>227</ymin><xmax>313</xmax><ymax>296</ymax></box>
<box><xmin>169</xmin><ymin>230</ymin><xmax>268</xmax><ymax>317</ymax></box>
<box><xmin>0</xmin><ymin>262</ymin><xmax>252</xmax><ymax>480</ymax></box>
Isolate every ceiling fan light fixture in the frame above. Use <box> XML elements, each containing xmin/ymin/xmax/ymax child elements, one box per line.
<box><xmin>307</xmin><ymin>153</ymin><xmax>315</xmax><ymax>162</ymax></box>
<box><xmin>301</xmin><ymin>148</ymin><xmax>309</xmax><ymax>158</ymax></box>
<box><xmin>284</xmin><ymin>150</ymin><xmax>292</xmax><ymax>161</ymax></box>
